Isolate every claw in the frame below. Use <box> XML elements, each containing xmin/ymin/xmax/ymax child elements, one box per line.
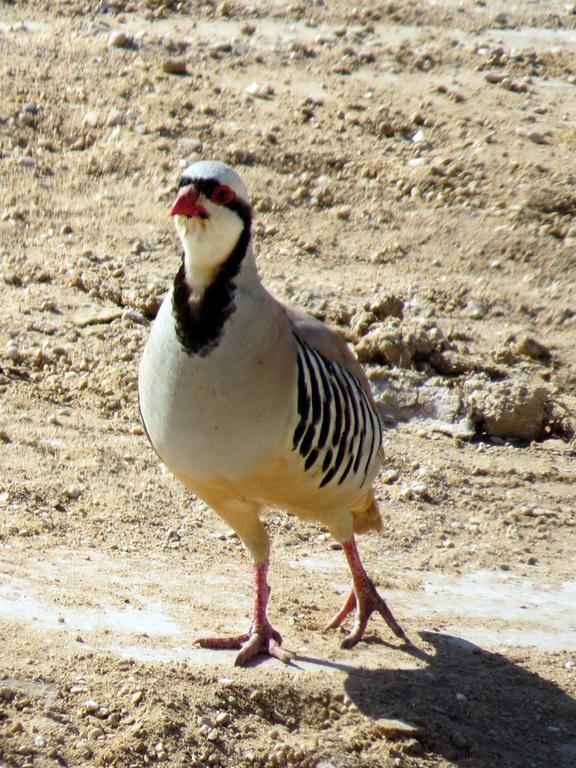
<box><xmin>195</xmin><ymin>624</ymin><xmax>292</xmax><ymax>666</ymax></box>
<box><xmin>326</xmin><ymin>537</ymin><xmax>408</xmax><ymax>648</ymax></box>
<box><xmin>194</xmin><ymin>560</ymin><xmax>293</xmax><ymax>666</ymax></box>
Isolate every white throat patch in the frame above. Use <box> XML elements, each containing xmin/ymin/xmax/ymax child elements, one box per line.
<box><xmin>175</xmin><ymin>201</ymin><xmax>244</xmax><ymax>292</ymax></box>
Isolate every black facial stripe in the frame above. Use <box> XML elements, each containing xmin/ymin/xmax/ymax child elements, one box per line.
<box><xmin>178</xmin><ymin>175</ymin><xmax>193</xmax><ymax>189</ymax></box>
<box><xmin>178</xmin><ymin>176</ymin><xmax>251</xmax><ymax>225</ymax></box>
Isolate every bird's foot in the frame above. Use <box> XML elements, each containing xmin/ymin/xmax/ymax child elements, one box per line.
<box><xmin>325</xmin><ymin>580</ymin><xmax>408</xmax><ymax>649</ymax></box>
<box><xmin>195</xmin><ymin>622</ymin><xmax>293</xmax><ymax>667</ymax></box>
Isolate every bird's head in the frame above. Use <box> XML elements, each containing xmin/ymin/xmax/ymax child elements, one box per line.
<box><xmin>170</xmin><ymin>160</ymin><xmax>252</xmax><ymax>290</ymax></box>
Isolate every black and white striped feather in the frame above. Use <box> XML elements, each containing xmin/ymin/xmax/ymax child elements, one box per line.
<box><xmin>292</xmin><ymin>334</ymin><xmax>382</xmax><ymax>490</ymax></box>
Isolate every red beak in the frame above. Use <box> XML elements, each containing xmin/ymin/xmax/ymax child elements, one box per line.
<box><xmin>170</xmin><ymin>186</ymin><xmax>209</xmax><ymax>219</ymax></box>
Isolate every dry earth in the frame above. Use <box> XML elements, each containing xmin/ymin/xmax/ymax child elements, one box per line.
<box><xmin>1</xmin><ymin>1</ymin><xmax>576</xmax><ymax>767</ymax></box>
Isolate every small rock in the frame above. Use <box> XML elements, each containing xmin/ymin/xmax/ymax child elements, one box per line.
<box><xmin>83</xmin><ymin>699</ymin><xmax>99</xmax><ymax>714</ymax></box>
<box><xmin>380</xmin><ymin>469</ymin><xmax>399</xmax><ymax>484</ymax></box>
<box><xmin>399</xmin><ymin>482</ymin><xmax>431</xmax><ymax>501</ymax></box>
<box><xmin>455</xmin><ymin>692</ymin><xmax>467</xmax><ymax>702</ymax></box>
<box><xmin>245</xmin><ymin>82</ymin><xmax>275</xmax><ymax>99</ymax></box>
<box><xmin>402</xmin><ymin>738</ymin><xmax>424</xmax><ymax>756</ymax></box>
<box><xmin>465</xmin><ymin>300</ymin><xmax>488</xmax><ymax>320</ymax></box>
<box><xmin>485</xmin><ymin>71</ymin><xmax>505</xmax><ymax>84</ymax></box>
<box><xmin>82</xmin><ymin>111</ymin><xmax>100</xmax><ymax>128</ymax></box>
<box><xmin>108</xmin><ymin>31</ymin><xmax>136</xmax><ymax>49</ymax></box>
<box><xmin>367</xmin><ymin>294</ymin><xmax>404</xmax><ymax>320</ymax></box>
<box><xmin>107</xmin><ymin>108</ymin><xmax>124</xmax><ymax>127</ymax></box>
<box><xmin>65</xmin><ymin>485</ymin><xmax>82</xmax><ymax>500</ymax></box>
<box><xmin>76</xmin><ymin>740</ymin><xmax>93</xmax><ymax>759</ymax></box>
<box><xmin>162</xmin><ymin>58</ymin><xmax>187</xmax><ymax>75</ymax></box>
<box><xmin>515</xmin><ymin>335</ymin><xmax>551</xmax><ymax>361</ymax></box>
<box><xmin>376</xmin><ymin>718</ymin><xmax>420</xmax><ymax>738</ymax></box>
<box><xmin>335</xmin><ymin>205</ymin><xmax>352</xmax><ymax>220</ymax></box>
<box><xmin>122</xmin><ymin>309</ymin><xmax>149</xmax><ymax>326</ymax></box>
<box><xmin>5</xmin><ymin>345</ymin><xmax>20</xmax><ymax>361</ymax></box>
<box><xmin>0</xmin><ymin>686</ymin><xmax>16</xmax><ymax>702</ymax></box>
<box><xmin>516</xmin><ymin>128</ymin><xmax>547</xmax><ymax>145</ymax></box>
<box><xmin>131</xmin><ymin>690</ymin><xmax>144</xmax><ymax>705</ymax></box>
<box><xmin>527</xmin><ymin>131</ymin><xmax>547</xmax><ymax>145</ymax></box>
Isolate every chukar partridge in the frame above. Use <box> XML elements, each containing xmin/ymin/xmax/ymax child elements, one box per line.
<box><xmin>139</xmin><ymin>160</ymin><xmax>407</xmax><ymax>665</ymax></box>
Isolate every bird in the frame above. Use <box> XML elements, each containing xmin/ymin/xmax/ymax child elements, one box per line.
<box><xmin>138</xmin><ymin>160</ymin><xmax>407</xmax><ymax>666</ymax></box>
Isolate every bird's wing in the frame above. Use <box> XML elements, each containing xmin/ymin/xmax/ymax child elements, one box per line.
<box><xmin>283</xmin><ymin>302</ymin><xmax>383</xmax><ymax>533</ymax></box>
<box><xmin>283</xmin><ymin>303</ymin><xmax>378</xmax><ymax>408</ymax></box>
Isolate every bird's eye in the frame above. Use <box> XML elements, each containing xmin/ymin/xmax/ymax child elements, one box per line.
<box><xmin>210</xmin><ymin>184</ymin><xmax>235</xmax><ymax>205</ymax></box>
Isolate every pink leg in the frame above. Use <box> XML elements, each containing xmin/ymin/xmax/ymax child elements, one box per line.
<box><xmin>325</xmin><ymin>537</ymin><xmax>408</xmax><ymax>648</ymax></box>
<box><xmin>195</xmin><ymin>560</ymin><xmax>292</xmax><ymax>666</ymax></box>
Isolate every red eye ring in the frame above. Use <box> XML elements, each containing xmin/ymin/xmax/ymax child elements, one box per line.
<box><xmin>210</xmin><ymin>184</ymin><xmax>235</xmax><ymax>205</ymax></box>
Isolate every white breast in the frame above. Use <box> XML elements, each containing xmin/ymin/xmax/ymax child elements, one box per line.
<box><xmin>138</xmin><ymin>288</ymin><xmax>297</xmax><ymax>483</ymax></box>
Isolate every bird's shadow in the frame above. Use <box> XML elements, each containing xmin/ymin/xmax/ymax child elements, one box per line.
<box><xmin>296</xmin><ymin>632</ymin><xmax>576</xmax><ymax>768</ymax></box>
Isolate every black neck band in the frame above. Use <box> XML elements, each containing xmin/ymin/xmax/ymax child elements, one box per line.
<box><xmin>171</xmin><ymin>199</ymin><xmax>252</xmax><ymax>357</ymax></box>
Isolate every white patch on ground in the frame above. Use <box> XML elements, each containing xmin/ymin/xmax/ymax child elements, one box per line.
<box><xmin>0</xmin><ymin>546</ymin><xmax>574</xmax><ymax>671</ymax></box>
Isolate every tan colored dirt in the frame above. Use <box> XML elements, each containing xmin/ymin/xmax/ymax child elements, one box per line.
<box><xmin>1</xmin><ymin>1</ymin><xmax>575</xmax><ymax>767</ymax></box>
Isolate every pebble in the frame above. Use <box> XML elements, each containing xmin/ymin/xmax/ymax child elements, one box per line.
<box><xmin>485</xmin><ymin>71</ymin><xmax>505</xmax><ymax>84</ymax></box>
<box><xmin>5</xmin><ymin>344</ymin><xmax>20</xmax><ymax>361</ymax></box>
<box><xmin>107</xmin><ymin>108</ymin><xmax>124</xmax><ymax>127</ymax></box>
<box><xmin>65</xmin><ymin>485</ymin><xmax>82</xmax><ymax>500</ymax></box>
<box><xmin>401</xmin><ymin>481</ymin><xmax>431</xmax><ymax>500</ymax></box>
<box><xmin>377</xmin><ymin>718</ymin><xmax>420</xmax><ymax>738</ymax></box>
<box><xmin>245</xmin><ymin>82</ymin><xmax>275</xmax><ymax>99</ymax></box>
<box><xmin>82</xmin><ymin>110</ymin><xmax>100</xmax><ymax>128</ymax></box>
<box><xmin>162</xmin><ymin>58</ymin><xmax>187</xmax><ymax>75</ymax></box>
<box><xmin>514</xmin><ymin>335</ymin><xmax>550</xmax><ymax>360</ymax></box>
<box><xmin>381</xmin><ymin>469</ymin><xmax>400</xmax><ymax>485</ymax></box>
<box><xmin>131</xmin><ymin>690</ymin><xmax>144</xmax><ymax>705</ymax></box>
<box><xmin>83</xmin><ymin>699</ymin><xmax>99</xmax><ymax>714</ymax></box>
<box><xmin>401</xmin><ymin>738</ymin><xmax>424</xmax><ymax>756</ymax></box>
<box><xmin>122</xmin><ymin>309</ymin><xmax>149</xmax><ymax>326</ymax></box>
<box><xmin>516</xmin><ymin>127</ymin><xmax>547</xmax><ymax>145</ymax></box>
<box><xmin>108</xmin><ymin>31</ymin><xmax>136</xmax><ymax>49</ymax></box>
<box><xmin>0</xmin><ymin>686</ymin><xmax>16</xmax><ymax>702</ymax></box>
<box><xmin>335</xmin><ymin>205</ymin><xmax>352</xmax><ymax>220</ymax></box>
<box><xmin>76</xmin><ymin>740</ymin><xmax>93</xmax><ymax>758</ymax></box>
<box><xmin>465</xmin><ymin>300</ymin><xmax>487</xmax><ymax>320</ymax></box>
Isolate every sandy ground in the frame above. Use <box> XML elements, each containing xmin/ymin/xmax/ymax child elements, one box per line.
<box><xmin>1</xmin><ymin>1</ymin><xmax>576</xmax><ymax>766</ymax></box>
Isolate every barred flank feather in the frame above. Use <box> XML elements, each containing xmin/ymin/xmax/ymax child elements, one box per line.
<box><xmin>292</xmin><ymin>335</ymin><xmax>382</xmax><ymax>490</ymax></box>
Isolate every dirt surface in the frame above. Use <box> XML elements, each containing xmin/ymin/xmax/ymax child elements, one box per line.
<box><xmin>1</xmin><ymin>1</ymin><xmax>576</xmax><ymax>767</ymax></box>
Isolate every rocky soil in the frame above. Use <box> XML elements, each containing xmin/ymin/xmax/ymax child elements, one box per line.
<box><xmin>1</xmin><ymin>1</ymin><xmax>575</xmax><ymax>767</ymax></box>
